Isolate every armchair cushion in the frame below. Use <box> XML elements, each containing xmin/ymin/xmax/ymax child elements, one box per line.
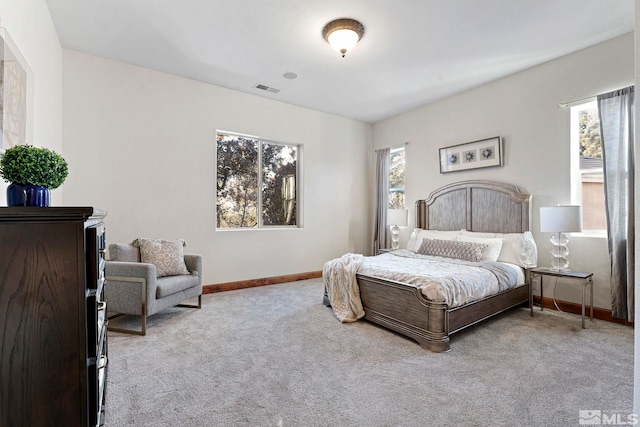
<box><xmin>134</xmin><ymin>238</ymin><xmax>190</xmax><ymax>277</ymax></box>
<box><xmin>156</xmin><ymin>274</ymin><xmax>201</xmax><ymax>298</ymax></box>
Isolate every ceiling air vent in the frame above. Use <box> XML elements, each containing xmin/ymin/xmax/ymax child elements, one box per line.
<box><xmin>253</xmin><ymin>83</ymin><xmax>280</xmax><ymax>94</ymax></box>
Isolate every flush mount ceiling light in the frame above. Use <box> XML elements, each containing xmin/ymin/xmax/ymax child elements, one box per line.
<box><xmin>323</xmin><ymin>18</ymin><xmax>365</xmax><ymax>58</ymax></box>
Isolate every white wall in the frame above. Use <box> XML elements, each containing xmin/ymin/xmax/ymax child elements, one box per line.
<box><xmin>61</xmin><ymin>50</ymin><xmax>372</xmax><ymax>284</ymax></box>
<box><xmin>0</xmin><ymin>0</ymin><xmax>63</xmax><ymax>204</ymax></box>
<box><xmin>373</xmin><ymin>33</ymin><xmax>634</xmax><ymax>309</ymax></box>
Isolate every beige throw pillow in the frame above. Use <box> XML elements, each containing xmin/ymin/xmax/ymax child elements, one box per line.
<box><xmin>135</xmin><ymin>238</ymin><xmax>190</xmax><ymax>277</ymax></box>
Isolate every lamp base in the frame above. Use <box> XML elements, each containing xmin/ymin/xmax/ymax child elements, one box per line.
<box><xmin>550</xmin><ymin>232</ymin><xmax>570</xmax><ymax>272</ymax></box>
<box><xmin>391</xmin><ymin>225</ymin><xmax>400</xmax><ymax>250</ymax></box>
<box><xmin>549</xmin><ymin>260</ymin><xmax>569</xmax><ymax>272</ymax></box>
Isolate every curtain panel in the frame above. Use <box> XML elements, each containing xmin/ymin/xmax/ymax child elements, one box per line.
<box><xmin>373</xmin><ymin>148</ymin><xmax>390</xmax><ymax>254</ymax></box>
<box><xmin>598</xmin><ymin>85</ymin><xmax>635</xmax><ymax>322</ymax></box>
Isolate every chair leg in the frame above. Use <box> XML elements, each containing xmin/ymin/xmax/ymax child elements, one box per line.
<box><xmin>107</xmin><ymin>283</ymin><xmax>200</xmax><ymax>336</ymax></box>
<box><xmin>106</xmin><ymin>275</ymin><xmax>147</xmax><ymax>336</ymax></box>
<box><xmin>177</xmin><ymin>294</ymin><xmax>202</xmax><ymax>309</ymax></box>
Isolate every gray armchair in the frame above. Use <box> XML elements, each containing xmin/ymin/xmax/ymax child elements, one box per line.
<box><xmin>105</xmin><ymin>243</ymin><xmax>202</xmax><ymax>335</ymax></box>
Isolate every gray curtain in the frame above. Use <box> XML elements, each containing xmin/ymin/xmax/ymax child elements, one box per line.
<box><xmin>373</xmin><ymin>148</ymin><xmax>390</xmax><ymax>254</ymax></box>
<box><xmin>598</xmin><ymin>86</ymin><xmax>634</xmax><ymax>322</ymax></box>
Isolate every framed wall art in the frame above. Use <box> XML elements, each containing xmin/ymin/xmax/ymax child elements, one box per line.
<box><xmin>0</xmin><ymin>27</ymin><xmax>33</xmax><ymax>151</ymax></box>
<box><xmin>439</xmin><ymin>136</ymin><xmax>503</xmax><ymax>173</ymax></box>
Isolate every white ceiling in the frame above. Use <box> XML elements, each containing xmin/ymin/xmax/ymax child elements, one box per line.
<box><xmin>46</xmin><ymin>0</ymin><xmax>634</xmax><ymax>124</ymax></box>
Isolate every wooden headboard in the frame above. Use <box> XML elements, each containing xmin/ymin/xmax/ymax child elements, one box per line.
<box><xmin>415</xmin><ymin>180</ymin><xmax>531</xmax><ymax>233</ymax></box>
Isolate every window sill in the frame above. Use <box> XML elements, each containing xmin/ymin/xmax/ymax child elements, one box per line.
<box><xmin>572</xmin><ymin>230</ymin><xmax>607</xmax><ymax>239</ymax></box>
<box><xmin>216</xmin><ymin>226</ymin><xmax>302</xmax><ymax>232</ymax></box>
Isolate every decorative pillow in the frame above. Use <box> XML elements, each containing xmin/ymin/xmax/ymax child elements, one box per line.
<box><xmin>453</xmin><ymin>235</ymin><xmax>503</xmax><ymax>262</ymax></box>
<box><xmin>407</xmin><ymin>229</ymin><xmax>460</xmax><ymax>252</ymax></box>
<box><xmin>417</xmin><ymin>238</ymin><xmax>488</xmax><ymax>262</ymax></box>
<box><xmin>133</xmin><ymin>238</ymin><xmax>190</xmax><ymax>277</ymax></box>
<box><xmin>460</xmin><ymin>230</ymin><xmax>538</xmax><ymax>268</ymax></box>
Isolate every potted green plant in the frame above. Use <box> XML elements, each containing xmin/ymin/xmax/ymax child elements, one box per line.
<box><xmin>0</xmin><ymin>144</ymin><xmax>69</xmax><ymax>207</ymax></box>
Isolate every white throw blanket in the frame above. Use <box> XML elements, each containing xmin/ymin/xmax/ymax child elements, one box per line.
<box><xmin>323</xmin><ymin>253</ymin><xmax>365</xmax><ymax>323</ymax></box>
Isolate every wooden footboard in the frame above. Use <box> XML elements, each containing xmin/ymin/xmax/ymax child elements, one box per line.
<box><xmin>324</xmin><ymin>274</ymin><xmax>530</xmax><ymax>353</ymax></box>
<box><xmin>356</xmin><ymin>274</ymin><xmax>451</xmax><ymax>352</ymax></box>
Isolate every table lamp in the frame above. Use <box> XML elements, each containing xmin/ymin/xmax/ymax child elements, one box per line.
<box><xmin>539</xmin><ymin>205</ymin><xmax>582</xmax><ymax>271</ymax></box>
<box><xmin>387</xmin><ymin>209</ymin><xmax>408</xmax><ymax>250</ymax></box>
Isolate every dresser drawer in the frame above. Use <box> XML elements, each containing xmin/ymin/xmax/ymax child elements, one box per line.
<box><xmin>86</xmin><ymin>223</ymin><xmax>106</xmax><ymax>290</ymax></box>
<box><xmin>97</xmin><ymin>300</ymin><xmax>106</xmax><ymax>349</ymax></box>
<box><xmin>87</xmin><ymin>296</ymin><xmax>107</xmax><ymax>359</ymax></box>
<box><xmin>89</xmin><ymin>350</ymin><xmax>108</xmax><ymax>427</ymax></box>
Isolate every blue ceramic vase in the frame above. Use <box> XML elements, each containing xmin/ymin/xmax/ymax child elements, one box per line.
<box><xmin>7</xmin><ymin>183</ymin><xmax>51</xmax><ymax>207</ymax></box>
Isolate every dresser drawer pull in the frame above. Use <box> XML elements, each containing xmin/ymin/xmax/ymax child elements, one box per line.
<box><xmin>97</xmin><ymin>301</ymin><xmax>106</xmax><ymax>312</ymax></box>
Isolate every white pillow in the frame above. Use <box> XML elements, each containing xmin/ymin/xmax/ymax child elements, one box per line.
<box><xmin>453</xmin><ymin>234</ymin><xmax>503</xmax><ymax>262</ymax></box>
<box><xmin>460</xmin><ymin>230</ymin><xmax>538</xmax><ymax>268</ymax></box>
<box><xmin>407</xmin><ymin>229</ymin><xmax>460</xmax><ymax>252</ymax></box>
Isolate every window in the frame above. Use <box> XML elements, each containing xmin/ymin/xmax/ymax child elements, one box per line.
<box><xmin>570</xmin><ymin>101</ymin><xmax>606</xmax><ymax>232</ymax></box>
<box><xmin>389</xmin><ymin>146</ymin><xmax>405</xmax><ymax>209</ymax></box>
<box><xmin>216</xmin><ymin>132</ymin><xmax>300</xmax><ymax>229</ymax></box>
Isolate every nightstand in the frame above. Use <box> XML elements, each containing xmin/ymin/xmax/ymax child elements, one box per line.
<box><xmin>529</xmin><ymin>267</ymin><xmax>594</xmax><ymax>328</ymax></box>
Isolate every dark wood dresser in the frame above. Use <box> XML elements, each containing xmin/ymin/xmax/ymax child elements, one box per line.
<box><xmin>0</xmin><ymin>207</ymin><xmax>108</xmax><ymax>427</ymax></box>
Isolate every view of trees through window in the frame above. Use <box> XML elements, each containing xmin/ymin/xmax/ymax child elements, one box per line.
<box><xmin>579</xmin><ymin>107</ymin><xmax>602</xmax><ymax>158</ymax></box>
<box><xmin>389</xmin><ymin>147</ymin><xmax>406</xmax><ymax>209</ymax></box>
<box><xmin>216</xmin><ymin>132</ymin><xmax>299</xmax><ymax>228</ymax></box>
<box><xmin>573</xmin><ymin>102</ymin><xmax>606</xmax><ymax>231</ymax></box>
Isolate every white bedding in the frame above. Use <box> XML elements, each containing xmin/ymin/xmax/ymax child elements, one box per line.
<box><xmin>357</xmin><ymin>249</ymin><xmax>525</xmax><ymax>308</ymax></box>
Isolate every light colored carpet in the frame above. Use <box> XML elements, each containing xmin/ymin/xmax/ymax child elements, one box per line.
<box><xmin>106</xmin><ymin>278</ymin><xmax>633</xmax><ymax>427</ymax></box>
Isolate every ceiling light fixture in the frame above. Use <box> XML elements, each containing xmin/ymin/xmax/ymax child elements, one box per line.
<box><xmin>323</xmin><ymin>18</ymin><xmax>364</xmax><ymax>58</ymax></box>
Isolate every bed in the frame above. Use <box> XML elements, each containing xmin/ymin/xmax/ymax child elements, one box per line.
<box><xmin>323</xmin><ymin>180</ymin><xmax>535</xmax><ymax>352</ymax></box>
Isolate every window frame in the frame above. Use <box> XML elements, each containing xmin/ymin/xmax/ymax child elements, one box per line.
<box><xmin>569</xmin><ymin>100</ymin><xmax>607</xmax><ymax>237</ymax></box>
<box><xmin>216</xmin><ymin>130</ymin><xmax>303</xmax><ymax>230</ymax></box>
<box><xmin>388</xmin><ymin>146</ymin><xmax>406</xmax><ymax>210</ymax></box>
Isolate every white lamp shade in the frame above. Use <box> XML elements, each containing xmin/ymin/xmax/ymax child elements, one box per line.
<box><xmin>387</xmin><ymin>209</ymin><xmax>408</xmax><ymax>227</ymax></box>
<box><xmin>540</xmin><ymin>206</ymin><xmax>582</xmax><ymax>233</ymax></box>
